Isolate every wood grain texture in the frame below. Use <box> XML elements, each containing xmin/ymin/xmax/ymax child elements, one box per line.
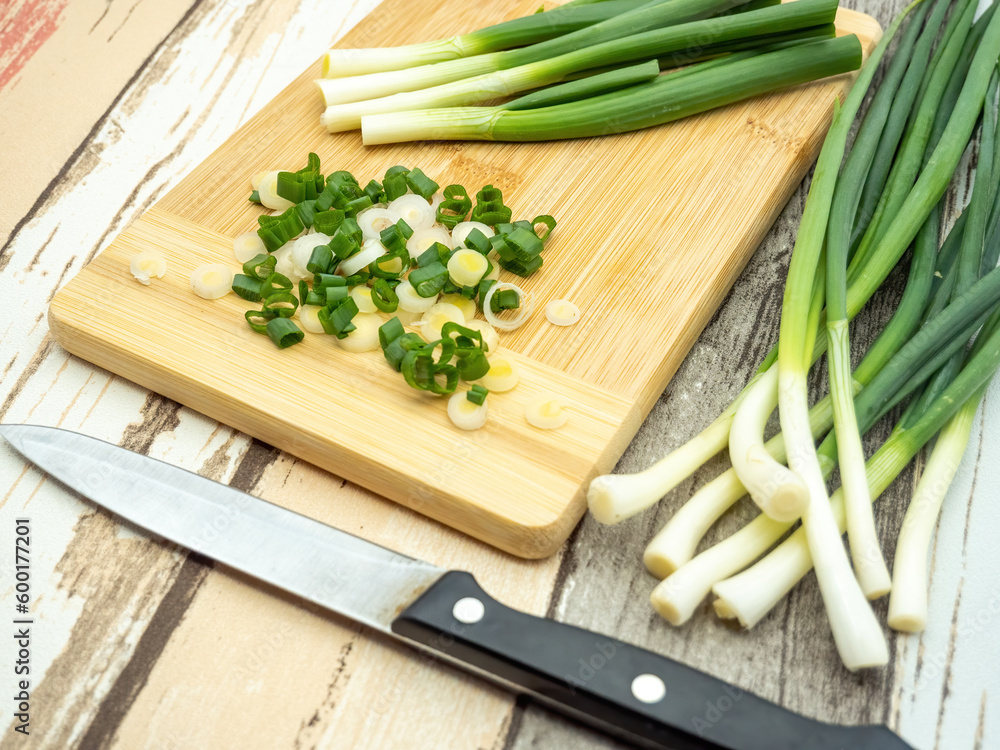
<box><xmin>49</xmin><ymin>207</ymin><xmax>636</xmax><ymax>559</ymax></box>
<box><xmin>1</xmin><ymin>0</ymin><xmax>998</xmax><ymax>749</ymax></box>
<box><xmin>48</xmin><ymin>0</ymin><xmax>879</xmax><ymax>557</ymax></box>
<box><xmin>0</xmin><ymin>0</ymin><xmax>201</xmax><ymax>249</ymax></box>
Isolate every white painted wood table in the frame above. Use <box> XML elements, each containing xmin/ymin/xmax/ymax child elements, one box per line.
<box><xmin>0</xmin><ymin>0</ymin><xmax>997</xmax><ymax>748</ymax></box>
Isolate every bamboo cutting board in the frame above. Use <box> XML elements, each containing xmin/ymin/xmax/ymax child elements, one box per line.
<box><xmin>48</xmin><ymin>0</ymin><xmax>880</xmax><ymax>558</ymax></box>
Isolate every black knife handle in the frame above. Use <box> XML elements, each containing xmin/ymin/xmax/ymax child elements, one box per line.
<box><xmin>392</xmin><ymin>571</ymin><xmax>912</xmax><ymax>750</ymax></box>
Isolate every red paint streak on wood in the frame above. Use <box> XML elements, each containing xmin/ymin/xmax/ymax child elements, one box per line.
<box><xmin>0</xmin><ymin>0</ymin><xmax>69</xmax><ymax>91</ymax></box>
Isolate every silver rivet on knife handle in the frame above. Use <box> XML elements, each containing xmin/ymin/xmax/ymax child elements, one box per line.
<box><xmin>452</xmin><ymin>596</ymin><xmax>486</xmax><ymax>624</ymax></box>
<box><xmin>631</xmin><ymin>674</ymin><xmax>667</xmax><ymax>704</ymax></box>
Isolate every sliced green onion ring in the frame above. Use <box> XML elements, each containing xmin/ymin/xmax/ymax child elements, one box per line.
<box><xmin>243</xmin><ymin>253</ymin><xmax>277</xmax><ymax>281</ymax></box>
<box><xmin>372</xmin><ymin>278</ymin><xmax>400</xmax><ymax>312</ymax></box>
<box><xmin>483</xmin><ymin>281</ymin><xmax>533</xmax><ymax>331</ymax></box>
<box><xmin>232</xmin><ymin>274</ymin><xmax>263</xmax><ymax>302</ymax></box>
<box><xmin>266</xmin><ymin>318</ymin><xmax>305</xmax><ymax>348</ymax></box>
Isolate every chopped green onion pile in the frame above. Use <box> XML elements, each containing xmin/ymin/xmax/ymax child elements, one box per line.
<box><xmin>232</xmin><ymin>154</ymin><xmax>557</xmax><ymax>402</ymax></box>
<box><xmin>316</xmin><ymin>0</ymin><xmax>863</xmax><ymax>144</ymax></box>
<box><xmin>585</xmin><ymin>0</ymin><xmax>1000</xmax><ymax>670</ymax></box>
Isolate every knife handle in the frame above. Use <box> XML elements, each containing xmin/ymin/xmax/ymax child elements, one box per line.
<box><xmin>392</xmin><ymin>571</ymin><xmax>911</xmax><ymax>750</ymax></box>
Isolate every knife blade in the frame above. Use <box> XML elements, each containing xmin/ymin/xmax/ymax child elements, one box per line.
<box><xmin>0</xmin><ymin>424</ymin><xmax>913</xmax><ymax>750</ymax></box>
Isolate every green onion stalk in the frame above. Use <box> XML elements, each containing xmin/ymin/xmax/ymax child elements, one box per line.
<box><xmin>822</xmin><ymin>0</ymin><xmax>933</xmax><ymax>600</ymax></box>
<box><xmin>587</xmin><ymin>0</ymin><xmax>949</xmax><ymax>528</ymax></box>
<box><xmin>644</xmin><ymin>197</ymin><xmax>942</xmax><ymax>580</ymax></box>
<box><xmin>846</xmin><ymin>0</ymin><xmax>978</xmax><ymax>280</ymax></box>
<box><xmin>317</xmin><ymin>0</ymin><xmax>751</xmax><ymax>105</ymax></box>
<box><xmin>652</xmin><ymin>254</ymin><xmax>1000</xmax><ymax>630</ymax></box>
<box><xmin>713</xmin><ymin>317</ymin><xmax>1000</xmax><ymax>630</ymax></box>
<box><xmin>886</xmin><ymin>395</ymin><xmax>977</xmax><ymax>632</ymax></box>
<box><xmin>326</xmin><ymin>0</ymin><xmax>837</xmax><ymax>132</ymax></box>
<box><xmin>361</xmin><ymin>33</ymin><xmax>860</xmax><ymax>144</ymax></box>
<box><xmin>760</xmin><ymin>6</ymin><xmax>922</xmax><ymax>672</ymax></box>
<box><xmin>656</xmin><ymin>20</ymin><xmax>836</xmax><ymax>63</ymax></box>
<box><xmin>499</xmin><ymin>59</ymin><xmax>661</xmax><ymax>110</ymax></box>
<box><xmin>889</xmin><ymin>75</ymin><xmax>1000</xmax><ymax>633</ymax></box>
<box><xmin>321</xmin><ymin>0</ymin><xmax>651</xmax><ymax>78</ymax></box>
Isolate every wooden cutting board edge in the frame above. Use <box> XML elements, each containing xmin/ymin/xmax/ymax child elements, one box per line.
<box><xmin>47</xmin><ymin>206</ymin><xmax>642</xmax><ymax>558</ymax></box>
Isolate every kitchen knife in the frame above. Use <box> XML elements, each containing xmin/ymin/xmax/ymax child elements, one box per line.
<box><xmin>0</xmin><ymin>424</ymin><xmax>913</xmax><ymax>750</ymax></box>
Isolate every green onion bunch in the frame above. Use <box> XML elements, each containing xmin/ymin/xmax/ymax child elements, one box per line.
<box><xmin>317</xmin><ymin>0</ymin><xmax>864</xmax><ymax>143</ymax></box>
<box><xmin>586</xmin><ymin>0</ymin><xmax>1000</xmax><ymax>670</ymax></box>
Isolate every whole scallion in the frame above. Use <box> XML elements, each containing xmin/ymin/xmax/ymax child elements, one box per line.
<box><xmin>760</xmin><ymin>2</ymin><xmax>919</xmax><ymax>670</ymax></box>
<box><xmin>321</xmin><ymin>0</ymin><xmax>651</xmax><ymax>79</ymax></box>
<box><xmin>324</xmin><ymin>0</ymin><xmax>839</xmax><ymax>132</ymax></box>
<box><xmin>361</xmin><ymin>35</ymin><xmax>861</xmax><ymax>144</ymax></box>
<box><xmin>318</xmin><ymin>0</ymin><xmax>754</xmax><ymax>106</ymax></box>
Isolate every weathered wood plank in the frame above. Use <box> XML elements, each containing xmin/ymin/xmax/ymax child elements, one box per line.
<box><xmin>0</xmin><ymin>0</ymin><xmax>200</xmax><ymax>249</ymax></box>
<box><xmin>0</xmin><ymin>0</ymin><xmax>382</xmax><ymax>745</ymax></box>
<box><xmin>107</xmin><ymin>460</ymin><xmax>560</xmax><ymax>750</ymax></box>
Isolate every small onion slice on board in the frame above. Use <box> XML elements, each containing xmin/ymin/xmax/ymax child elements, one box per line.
<box><xmin>448</xmin><ymin>392</ymin><xmax>488</xmax><ymax>430</ymax></box>
<box><xmin>545</xmin><ymin>299</ymin><xmax>581</xmax><ymax>326</ymax></box>
<box><xmin>397</xmin><ymin>280</ymin><xmax>439</xmax><ymax>313</ymax></box>
<box><xmin>451</xmin><ymin>221</ymin><xmax>493</xmax><ymax>249</ymax></box>
<box><xmin>483</xmin><ymin>281</ymin><xmax>533</xmax><ymax>331</ymax></box>
<box><xmin>339</xmin><ymin>239</ymin><xmax>386</xmax><ymax>277</ymax></box>
<box><xmin>350</xmin><ymin>286</ymin><xmax>378</xmax><ymax>313</ymax></box>
<box><xmin>336</xmin><ymin>313</ymin><xmax>382</xmax><ymax>352</ymax></box>
<box><xmin>389</xmin><ymin>194</ymin><xmax>435</xmax><ymax>230</ymax></box>
<box><xmin>233</xmin><ymin>231</ymin><xmax>266</xmax><ymax>263</ymax></box>
<box><xmin>480</xmin><ymin>357</ymin><xmax>519</xmax><ymax>392</ymax></box>
<box><xmin>525</xmin><ymin>395</ymin><xmax>568</xmax><ymax>429</ymax></box>
<box><xmin>130</xmin><ymin>251</ymin><xmax>167</xmax><ymax>285</ymax></box>
<box><xmin>190</xmin><ymin>263</ymin><xmax>234</xmax><ymax>300</ymax></box>
<box><xmin>419</xmin><ymin>302</ymin><xmax>465</xmax><ymax>341</ymax></box>
<box><xmin>448</xmin><ymin>249</ymin><xmax>489</xmax><ymax>287</ymax></box>
<box><xmin>460</xmin><ymin>319</ymin><xmax>499</xmax><ymax>353</ymax></box>
<box><xmin>256</xmin><ymin>171</ymin><xmax>295</xmax><ymax>211</ymax></box>
<box><xmin>358</xmin><ymin>207</ymin><xmax>400</xmax><ymax>241</ymax></box>
<box><xmin>298</xmin><ymin>305</ymin><xmax>326</xmax><ymax>333</ymax></box>
<box><xmin>406</xmin><ymin>226</ymin><xmax>452</xmax><ymax>260</ymax></box>
<box><xmin>439</xmin><ymin>293</ymin><xmax>476</xmax><ymax>321</ymax></box>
